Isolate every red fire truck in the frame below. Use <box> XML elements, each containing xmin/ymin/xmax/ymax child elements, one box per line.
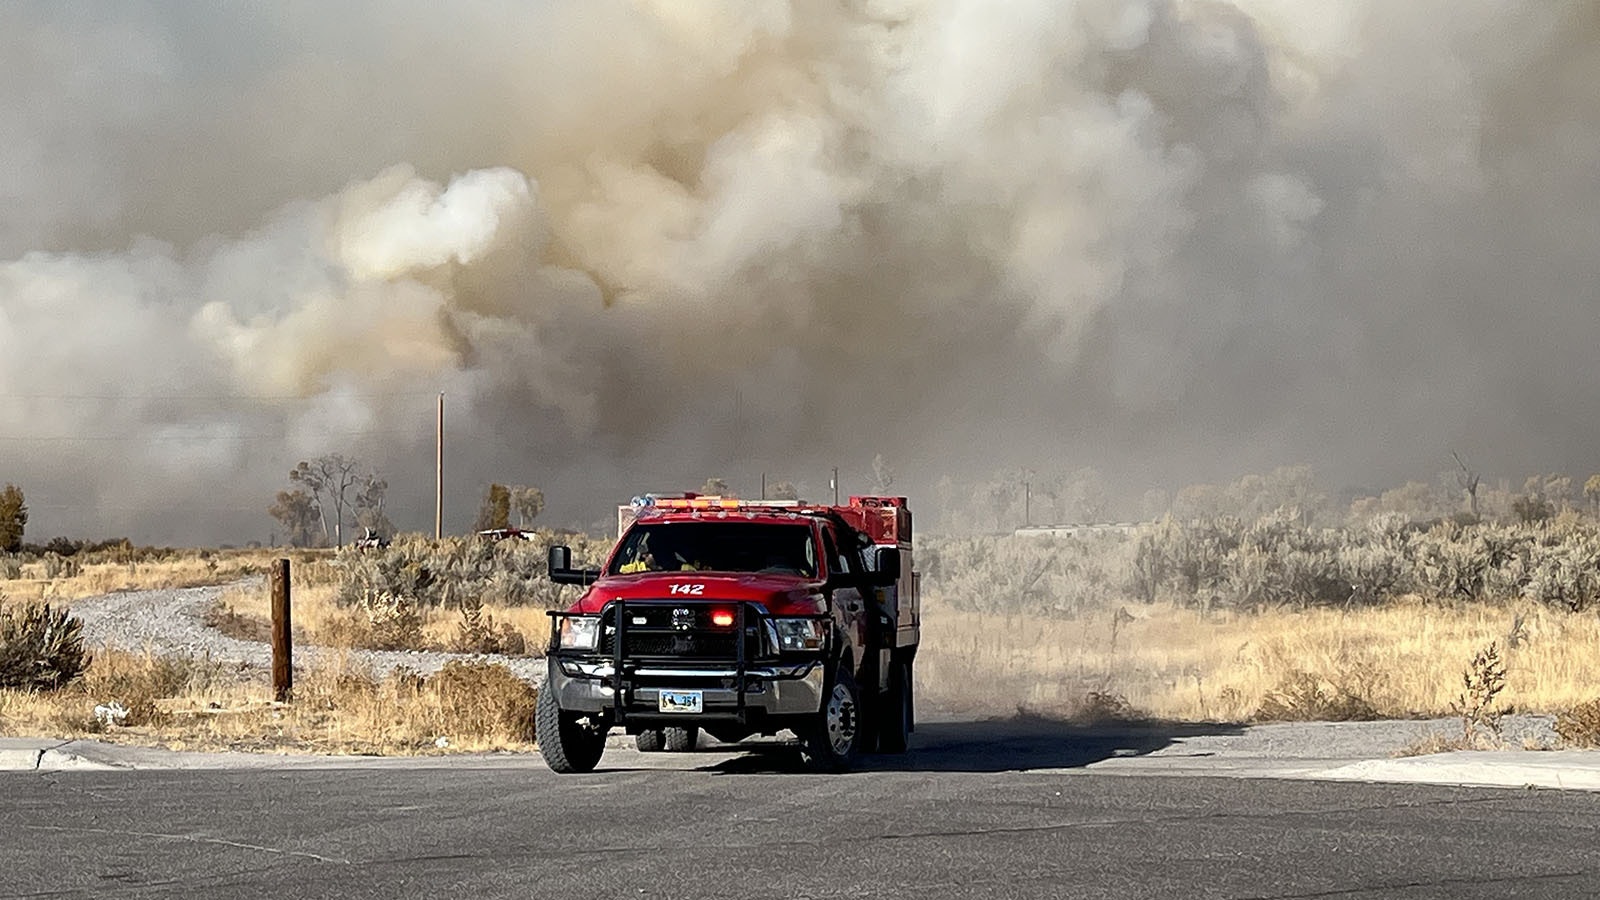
<box><xmin>538</xmin><ymin>494</ymin><xmax>919</xmax><ymax>773</ymax></box>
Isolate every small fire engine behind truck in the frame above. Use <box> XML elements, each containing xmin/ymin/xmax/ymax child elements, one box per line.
<box><xmin>538</xmin><ymin>495</ymin><xmax>919</xmax><ymax>773</ymax></box>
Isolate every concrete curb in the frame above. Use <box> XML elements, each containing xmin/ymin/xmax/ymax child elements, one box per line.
<box><xmin>0</xmin><ymin>745</ymin><xmax>44</xmax><ymax>771</ymax></box>
<box><xmin>0</xmin><ymin>739</ymin><xmax>126</xmax><ymax>772</ymax></box>
<box><xmin>1312</xmin><ymin>751</ymin><xmax>1600</xmax><ymax>791</ymax></box>
<box><xmin>6</xmin><ymin>735</ymin><xmax>1600</xmax><ymax>790</ymax></box>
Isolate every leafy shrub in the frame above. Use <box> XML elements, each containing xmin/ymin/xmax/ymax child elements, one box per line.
<box><xmin>1254</xmin><ymin>672</ymin><xmax>1380</xmax><ymax>722</ymax></box>
<box><xmin>331</xmin><ymin>531</ymin><xmax>608</xmax><ymax>610</ymax></box>
<box><xmin>428</xmin><ymin>661</ymin><xmax>536</xmax><ymax>742</ymax></box>
<box><xmin>993</xmin><ymin>513</ymin><xmax>1600</xmax><ymax>614</ymax></box>
<box><xmin>1555</xmin><ymin>699</ymin><xmax>1600</xmax><ymax>748</ymax></box>
<box><xmin>201</xmin><ymin>599</ymin><xmax>273</xmax><ymax>643</ymax></box>
<box><xmin>78</xmin><ymin>651</ymin><xmax>212</xmax><ymax>727</ymax></box>
<box><xmin>450</xmin><ymin>599</ymin><xmax>528</xmax><ymax>656</ymax></box>
<box><xmin>1452</xmin><ymin>642</ymin><xmax>1507</xmax><ymax>744</ymax></box>
<box><xmin>359</xmin><ymin>591</ymin><xmax>423</xmax><ymax>650</ymax></box>
<box><xmin>40</xmin><ymin>552</ymin><xmax>81</xmax><ymax>580</ymax></box>
<box><xmin>0</xmin><ymin>598</ymin><xmax>90</xmax><ymax>691</ymax></box>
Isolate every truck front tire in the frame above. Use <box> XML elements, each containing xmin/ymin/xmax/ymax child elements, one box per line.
<box><xmin>798</xmin><ymin>665</ymin><xmax>862</xmax><ymax>772</ymax></box>
<box><xmin>536</xmin><ymin>687</ymin><xmax>607</xmax><ymax>773</ymax></box>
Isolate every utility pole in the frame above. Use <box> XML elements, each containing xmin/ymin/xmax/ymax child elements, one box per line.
<box><xmin>1024</xmin><ymin>480</ymin><xmax>1031</xmax><ymax>527</ymax></box>
<box><xmin>270</xmin><ymin>558</ymin><xmax>292</xmax><ymax>702</ymax></box>
<box><xmin>761</xmin><ymin>472</ymin><xmax>767</xmax><ymax>501</ymax></box>
<box><xmin>831</xmin><ymin>467</ymin><xmax>839</xmax><ymax>505</ymax></box>
<box><xmin>435</xmin><ymin>392</ymin><xmax>444</xmax><ymax>540</ymax></box>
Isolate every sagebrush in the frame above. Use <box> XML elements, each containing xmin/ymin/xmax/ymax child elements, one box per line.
<box><xmin>329</xmin><ymin>531</ymin><xmax>608</xmax><ymax>610</ymax></box>
<box><xmin>1555</xmin><ymin>699</ymin><xmax>1600</xmax><ymax>748</ymax></box>
<box><xmin>927</xmin><ymin>514</ymin><xmax>1600</xmax><ymax>614</ymax></box>
<box><xmin>0</xmin><ymin>597</ymin><xmax>89</xmax><ymax>691</ymax></box>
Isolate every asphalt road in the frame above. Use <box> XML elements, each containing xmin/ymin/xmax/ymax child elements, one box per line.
<box><xmin>4</xmin><ymin>731</ymin><xmax>1600</xmax><ymax>900</ymax></box>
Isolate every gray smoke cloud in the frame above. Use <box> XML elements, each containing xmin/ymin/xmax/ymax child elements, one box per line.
<box><xmin>3</xmin><ymin>0</ymin><xmax>1598</xmax><ymax>543</ymax></box>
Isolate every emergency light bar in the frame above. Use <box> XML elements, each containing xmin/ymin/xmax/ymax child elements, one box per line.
<box><xmin>644</xmin><ymin>496</ymin><xmax>802</xmax><ymax>510</ymax></box>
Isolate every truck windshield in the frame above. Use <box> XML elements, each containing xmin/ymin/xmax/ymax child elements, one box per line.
<box><xmin>609</xmin><ymin>522</ymin><xmax>818</xmax><ymax>578</ymax></box>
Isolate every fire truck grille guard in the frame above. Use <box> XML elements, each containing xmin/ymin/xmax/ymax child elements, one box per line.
<box><xmin>546</xmin><ymin>600</ymin><xmax>830</xmax><ymax>723</ymax></box>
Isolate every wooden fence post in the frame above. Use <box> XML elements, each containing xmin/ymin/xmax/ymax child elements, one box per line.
<box><xmin>271</xmin><ymin>558</ymin><xmax>292</xmax><ymax>702</ymax></box>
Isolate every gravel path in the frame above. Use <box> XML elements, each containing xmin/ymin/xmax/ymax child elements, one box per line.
<box><xmin>66</xmin><ymin>582</ymin><xmax>545</xmax><ymax>683</ymax></box>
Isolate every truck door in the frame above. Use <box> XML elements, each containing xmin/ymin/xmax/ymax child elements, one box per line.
<box><xmin>820</xmin><ymin>525</ymin><xmax>867</xmax><ymax>670</ymax></box>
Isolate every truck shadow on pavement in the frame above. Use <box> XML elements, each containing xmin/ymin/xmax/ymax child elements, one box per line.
<box><xmin>696</xmin><ymin>714</ymin><xmax>1247</xmax><ymax>775</ymax></box>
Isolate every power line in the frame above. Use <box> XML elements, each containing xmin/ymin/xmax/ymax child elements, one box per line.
<box><xmin>0</xmin><ymin>429</ymin><xmax>418</xmax><ymax>443</ymax></box>
<box><xmin>25</xmin><ymin>503</ymin><xmax>274</xmax><ymax>512</ymax></box>
<box><xmin>0</xmin><ymin>391</ymin><xmax>444</xmax><ymax>401</ymax></box>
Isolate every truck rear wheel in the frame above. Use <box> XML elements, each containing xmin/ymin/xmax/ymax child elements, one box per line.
<box><xmin>637</xmin><ymin>726</ymin><xmax>699</xmax><ymax>752</ymax></box>
<box><xmin>876</xmin><ymin>660</ymin><xmax>912</xmax><ymax>754</ymax></box>
<box><xmin>663</xmin><ymin>725</ymin><xmax>699</xmax><ymax>752</ymax></box>
<box><xmin>798</xmin><ymin>665</ymin><xmax>861</xmax><ymax>772</ymax></box>
<box><xmin>536</xmin><ymin>687</ymin><xmax>606</xmax><ymax>773</ymax></box>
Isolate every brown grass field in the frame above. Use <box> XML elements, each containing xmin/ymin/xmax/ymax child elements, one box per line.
<box><xmin>918</xmin><ymin>596</ymin><xmax>1600</xmax><ymax>723</ymax></box>
<box><xmin>205</xmin><ymin>582</ymin><xmax>548</xmax><ymax>656</ymax></box>
<box><xmin>5</xmin><ymin>539</ymin><xmax>1600</xmax><ymax>753</ymax></box>
<box><xmin>3</xmin><ymin>548</ymin><xmax>308</xmax><ymax>602</ymax></box>
<box><xmin>0</xmin><ymin>649</ymin><xmax>536</xmax><ymax>754</ymax></box>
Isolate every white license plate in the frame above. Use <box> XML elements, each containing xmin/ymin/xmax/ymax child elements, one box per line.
<box><xmin>658</xmin><ymin>690</ymin><xmax>703</xmax><ymax>714</ymax></box>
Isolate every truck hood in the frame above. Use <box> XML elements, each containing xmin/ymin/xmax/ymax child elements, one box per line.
<box><xmin>570</xmin><ymin>572</ymin><xmax>825</xmax><ymax>617</ymax></box>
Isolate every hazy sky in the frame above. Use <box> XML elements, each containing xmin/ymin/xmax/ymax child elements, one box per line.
<box><xmin>3</xmin><ymin>0</ymin><xmax>1598</xmax><ymax>543</ymax></box>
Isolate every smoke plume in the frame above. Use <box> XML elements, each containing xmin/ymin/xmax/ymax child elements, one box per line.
<box><xmin>3</xmin><ymin>1</ymin><xmax>1599</xmax><ymax>542</ymax></box>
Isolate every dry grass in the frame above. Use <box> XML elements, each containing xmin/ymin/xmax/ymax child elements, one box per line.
<box><xmin>13</xmin><ymin>539</ymin><xmax>1600</xmax><ymax>754</ymax></box>
<box><xmin>3</xmin><ymin>548</ymin><xmax>330</xmax><ymax>602</ymax></box>
<box><xmin>207</xmin><ymin>583</ymin><xmax>546</xmax><ymax>655</ymax></box>
<box><xmin>1555</xmin><ymin>698</ymin><xmax>1600</xmax><ymax>748</ymax></box>
<box><xmin>0</xmin><ymin>648</ymin><xmax>536</xmax><ymax>754</ymax></box>
<box><xmin>917</xmin><ymin>595</ymin><xmax>1600</xmax><ymax>723</ymax></box>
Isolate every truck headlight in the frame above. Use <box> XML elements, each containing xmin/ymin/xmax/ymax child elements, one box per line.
<box><xmin>558</xmin><ymin>615</ymin><xmax>601</xmax><ymax>650</ymax></box>
<box><xmin>773</xmin><ymin>618</ymin><xmax>827</xmax><ymax>652</ymax></box>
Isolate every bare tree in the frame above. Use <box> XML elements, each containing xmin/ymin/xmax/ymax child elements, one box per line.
<box><xmin>1585</xmin><ymin>475</ymin><xmax>1600</xmax><ymax>517</ymax></box>
<box><xmin>1064</xmin><ymin>466</ymin><xmax>1110</xmax><ymax>523</ymax></box>
<box><xmin>871</xmin><ymin>454</ymin><xmax>896</xmax><ymax>493</ymax></box>
<box><xmin>354</xmin><ymin>474</ymin><xmax>393</xmax><ymax>539</ymax></box>
<box><xmin>510</xmin><ymin>485</ymin><xmax>545</xmax><ymax>528</ymax></box>
<box><xmin>0</xmin><ymin>484</ymin><xmax>26</xmax><ymax>552</ymax></box>
<box><xmin>981</xmin><ymin>469</ymin><xmax>1025</xmax><ymax>531</ymax></box>
<box><xmin>475</xmin><ymin>483</ymin><xmax>512</xmax><ymax>531</ymax></box>
<box><xmin>268</xmin><ymin>489</ymin><xmax>322</xmax><ymax>547</ymax></box>
<box><xmin>1452</xmin><ymin>452</ymin><xmax>1481</xmax><ymax>518</ymax></box>
<box><xmin>768</xmin><ymin>481</ymin><xmax>799</xmax><ymax>501</ymax></box>
<box><xmin>699</xmin><ymin>477</ymin><xmax>731</xmax><ymax>496</ymax></box>
<box><xmin>289</xmin><ymin>455</ymin><xmax>365</xmax><ymax>548</ymax></box>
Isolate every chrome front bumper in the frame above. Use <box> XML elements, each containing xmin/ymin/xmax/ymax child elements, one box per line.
<box><xmin>547</xmin><ymin>659</ymin><xmax>826</xmax><ymax>719</ymax></box>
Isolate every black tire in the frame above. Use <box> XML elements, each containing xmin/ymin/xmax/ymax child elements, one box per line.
<box><xmin>663</xmin><ymin>725</ymin><xmax>699</xmax><ymax>752</ymax></box>
<box><xmin>635</xmin><ymin>728</ymin><xmax>665</xmax><ymax>752</ymax></box>
<box><xmin>536</xmin><ymin>687</ymin><xmax>606</xmax><ymax>773</ymax></box>
<box><xmin>798</xmin><ymin>664</ymin><xmax>862</xmax><ymax>773</ymax></box>
<box><xmin>876</xmin><ymin>660</ymin><xmax>912</xmax><ymax>754</ymax></box>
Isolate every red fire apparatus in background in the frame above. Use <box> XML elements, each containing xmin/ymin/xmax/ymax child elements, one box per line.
<box><xmin>538</xmin><ymin>494</ymin><xmax>919</xmax><ymax>773</ymax></box>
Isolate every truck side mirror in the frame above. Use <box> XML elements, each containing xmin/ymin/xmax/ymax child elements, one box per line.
<box><xmin>873</xmin><ymin>547</ymin><xmax>902</xmax><ymax>586</ymax></box>
<box><xmin>548</xmin><ymin>545</ymin><xmax>600</xmax><ymax>585</ymax></box>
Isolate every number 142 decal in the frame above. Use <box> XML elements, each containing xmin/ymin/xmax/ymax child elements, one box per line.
<box><xmin>669</xmin><ymin>583</ymin><xmax>706</xmax><ymax>595</ymax></box>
